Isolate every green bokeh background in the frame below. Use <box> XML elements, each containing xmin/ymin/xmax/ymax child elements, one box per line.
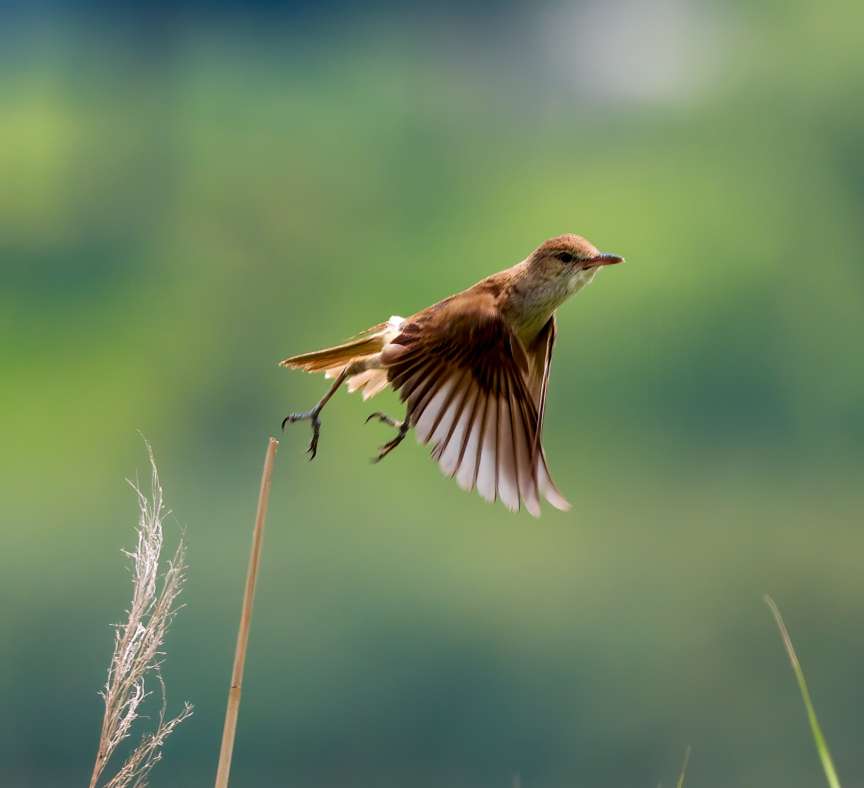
<box><xmin>2</xmin><ymin>2</ymin><xmax>863</xmax><ymax>786</ymax></box>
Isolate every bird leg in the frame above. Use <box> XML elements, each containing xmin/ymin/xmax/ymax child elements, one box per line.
<box><xmin>283</xmin><ymin>354</ymin><xmax>390</xmax><ymax>460</ymax></box>
<box><xmin>281</xmin><ymin>355</ymin><xmax>381</xmax><ymax>460</ymax></box>
<box><xmin>282</xmin><ymin>366</ymin><xmax>351</xmax><ymax>460</ymax></box>
<box><xmin>365</xmin><ymin>411</ymin><xmax>410</xmax><ymax>463</ymax></box>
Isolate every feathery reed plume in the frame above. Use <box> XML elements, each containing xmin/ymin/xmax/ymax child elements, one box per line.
<box><xmin>88</xmin><ymin>441</ymin><xmax>193</xmax><ymax>788</ymax></box>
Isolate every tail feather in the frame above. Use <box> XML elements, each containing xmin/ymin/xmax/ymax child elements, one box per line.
<box><xmin>279</xmin><ymin>323</ymin><xmax>388</xmax><ymax>373</ymax></box>
<box><xmin>280</xmin><ymin>316</ymin><xmax>405</xmax><ymax>402</ymax></box>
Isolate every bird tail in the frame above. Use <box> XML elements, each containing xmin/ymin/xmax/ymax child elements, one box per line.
<box><xmin>278</xmin><ymin>322</ymin><xmax>390</xmax><ymax>373</ymax></box>
<box><xmin>279</xmin><ymin>319</ymin><xmax>404</xmax><ymax>401</ymax></box>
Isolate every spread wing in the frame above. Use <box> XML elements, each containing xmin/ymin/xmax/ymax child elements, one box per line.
<box><xmin>381</xmin><ymin>293</ymin><xmax>570</xmax><ymax>516</ymax></box>
<box><xmin>527</xmin><ymin>315</ymin><xmax>556</xmax><ymax>462</ymax></box>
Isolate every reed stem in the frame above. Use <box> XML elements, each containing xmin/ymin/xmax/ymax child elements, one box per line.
<box><xmin>214</xmin><ymin>437</ymin><xmax>279</xmax><ymax>788</ymax></box>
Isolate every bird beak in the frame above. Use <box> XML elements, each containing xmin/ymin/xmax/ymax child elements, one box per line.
<box><xmin>585</xmin><ymin>252</ymin><xmax>624</xmax><ymax>268</ymax></box>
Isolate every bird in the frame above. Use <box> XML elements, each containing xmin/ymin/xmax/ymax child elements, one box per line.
<box><xmin>279</xmin><ymin>233</ymin><xmax>623</xmax><ymax>516</ymax></box>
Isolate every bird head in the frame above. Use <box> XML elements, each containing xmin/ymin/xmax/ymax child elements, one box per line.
<box><xmin>528</xmin><ymin>234</ymin><xmax>624</xmax><ymax>280</ymax></box>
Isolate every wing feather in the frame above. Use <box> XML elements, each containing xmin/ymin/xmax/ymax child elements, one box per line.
<box><xmin>497</xmin><ymin>372</ymin><xmax>519</xmax><ymax>512</ymax></box>
<box><xmin>476</xmin><ymin>390</ymin><xmax>498</xmax><ymax>503</ymax></box>
<box><xmin>528</xmin><ymin>316</ymin><xmax>556</xmax><ymax>462</ymax></box>
<box><xmin>435</xmin><ymin>375</ymin><xmax>475</xmax><ymax>475</ymax></box>
<box><xmin>456</xmin><ymin>382</ymin><xmax>486</xmax><ymax>492</ymax></box>
<box><xmin>429</xmin><ymin>370</ymin><xmax>471</xmax><ymax>456</ymax></box>
<box><xmin>507</xmin><ymin>372</ymin><xmax>541</xmax><ymax>517</ymax></box>
<box><xmin>382</xmin><ymin>291</ymin><xmax>568</xmax><ymax>515</ymax></box>
<box><xmin>415</xmin><ymin>375</ymin><xmax>458</xmax><ymax>443</ymax></box>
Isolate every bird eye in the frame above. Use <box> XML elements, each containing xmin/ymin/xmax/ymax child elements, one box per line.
<box><xmin>555</xmin><ymin>252</ymin><xmax>574</xmax><ymax>263</ymax></box>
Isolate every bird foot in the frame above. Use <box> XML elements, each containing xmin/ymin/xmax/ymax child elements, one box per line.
<box><xmin>365</xmin><ymin>412</ymin><xmax>409</xmax><ymax>462</ymax></box>
<box><xmin>282</xmin><ymin>408</ymin><xmax>322</xmax><ymax>460</ymax></box>
<box><xmin>365</xmin><ymin>411</ymin><xmax>402</xmax><ymax>428</ymax></box>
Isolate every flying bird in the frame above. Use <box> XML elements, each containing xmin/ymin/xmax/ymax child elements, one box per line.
<box><xmin>279</xmin><ymin>234</ymin><xmax>623</xmax><ymax>516</ymax></box>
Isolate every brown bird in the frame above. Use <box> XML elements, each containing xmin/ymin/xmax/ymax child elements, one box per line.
<box><xmin>279</xmin><ymin>234</ymin><xmax>623</xmax><ymax>516</ymax></box>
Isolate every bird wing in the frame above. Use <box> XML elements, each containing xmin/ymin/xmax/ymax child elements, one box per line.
<box><xmin>381</xmin><ymin>293</ymin><xmax>570</xmax><ymax>516</ymax></box>
<box><xmin>526</xmin><ymin>315</ymin><xmax>557</xmax><ymax>461</ymax></box>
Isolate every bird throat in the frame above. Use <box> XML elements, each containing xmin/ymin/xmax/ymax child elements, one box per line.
<box><xmin>505</xmin><ymin>266</ymin><xmax>599</xmax><ymax>347</ymax></box>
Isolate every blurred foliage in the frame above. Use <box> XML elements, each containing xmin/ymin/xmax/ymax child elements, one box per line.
<box><xmin>2</xmin><ymin>2</ymin><xmax>863</xmax><ymax>787</ymax></box>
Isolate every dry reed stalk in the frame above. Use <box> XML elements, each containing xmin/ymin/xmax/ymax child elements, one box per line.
<box><xmin>89</xmin><ymin>441</ymin><xmax>193</xmax><ymax>788</ymax></box>
<box><xmin>214</xmin><ymin>436</ymin><xmax>279</xmax><ymax>788</ymax></box>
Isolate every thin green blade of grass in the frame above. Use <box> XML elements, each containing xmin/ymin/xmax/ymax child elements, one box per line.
<box><xmin>675</xmin><ymin>746</ymin><xmax>691</xmax><ymax>788</ymax></box>
<box><xmin>764</xmin><ymin>595</ymin><xmax>842</xmax><ymax>788</ymax></box>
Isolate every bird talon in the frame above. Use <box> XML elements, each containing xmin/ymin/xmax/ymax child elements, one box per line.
<box><xmin>371</xmin><ymin>444</ymin><xmax>393</xmax><ymax>464</ymax></box>
<box><xmin>370</xmin><ymin>420</ymin><xmax>409</xmax><ymax>463</ymax></box>
<box><xmin>282</xmin><ymin>409</ymin><xmax>322</xmax><ymax>458</ymax></box>
<box><xmin>365</xmin><ymin>411</ymin><xmax>402</xmax><ymax>428</ymax></box>
<box><xmin>307</xmin><ymin>414</ymin><xmax>321</xmax><ymax>460</ymax></box>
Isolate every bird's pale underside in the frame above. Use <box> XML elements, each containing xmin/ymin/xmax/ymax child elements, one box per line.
<box><xmin>280</xmin><ymin>234</ymin><xmax>623</xmax><ymax>516</ymax></box>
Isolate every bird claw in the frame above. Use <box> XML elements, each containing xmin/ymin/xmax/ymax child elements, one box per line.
<box><xmin>367</xmin><ymin>412</ymin><xmax>409</xmax><ymax>463</ymax></box>
<box><xmin>282</xmin><ymin>409</ymin><xmax>322</xmax><ymax>460</ymax></box>
<box><xmin>372</xmin><ymin>437</ymin><xmax>400</xmax><ymax>463</ymax></box>
<box><xmin>365</xmin><ymin>411</ymin><xmax>402</xmax><ymax>428</ymax></box>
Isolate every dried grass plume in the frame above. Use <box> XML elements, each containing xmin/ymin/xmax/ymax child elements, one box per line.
<box><xmin>88</xmin><ymin>442</ymin><xmax>193</xmax><ymax>788</ymax></box>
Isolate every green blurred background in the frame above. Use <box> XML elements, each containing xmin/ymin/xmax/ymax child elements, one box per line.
<box><xmin>2</xmin><ymin>1</ymin><xmax>863</xmax><ymax>786</ymax></box>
